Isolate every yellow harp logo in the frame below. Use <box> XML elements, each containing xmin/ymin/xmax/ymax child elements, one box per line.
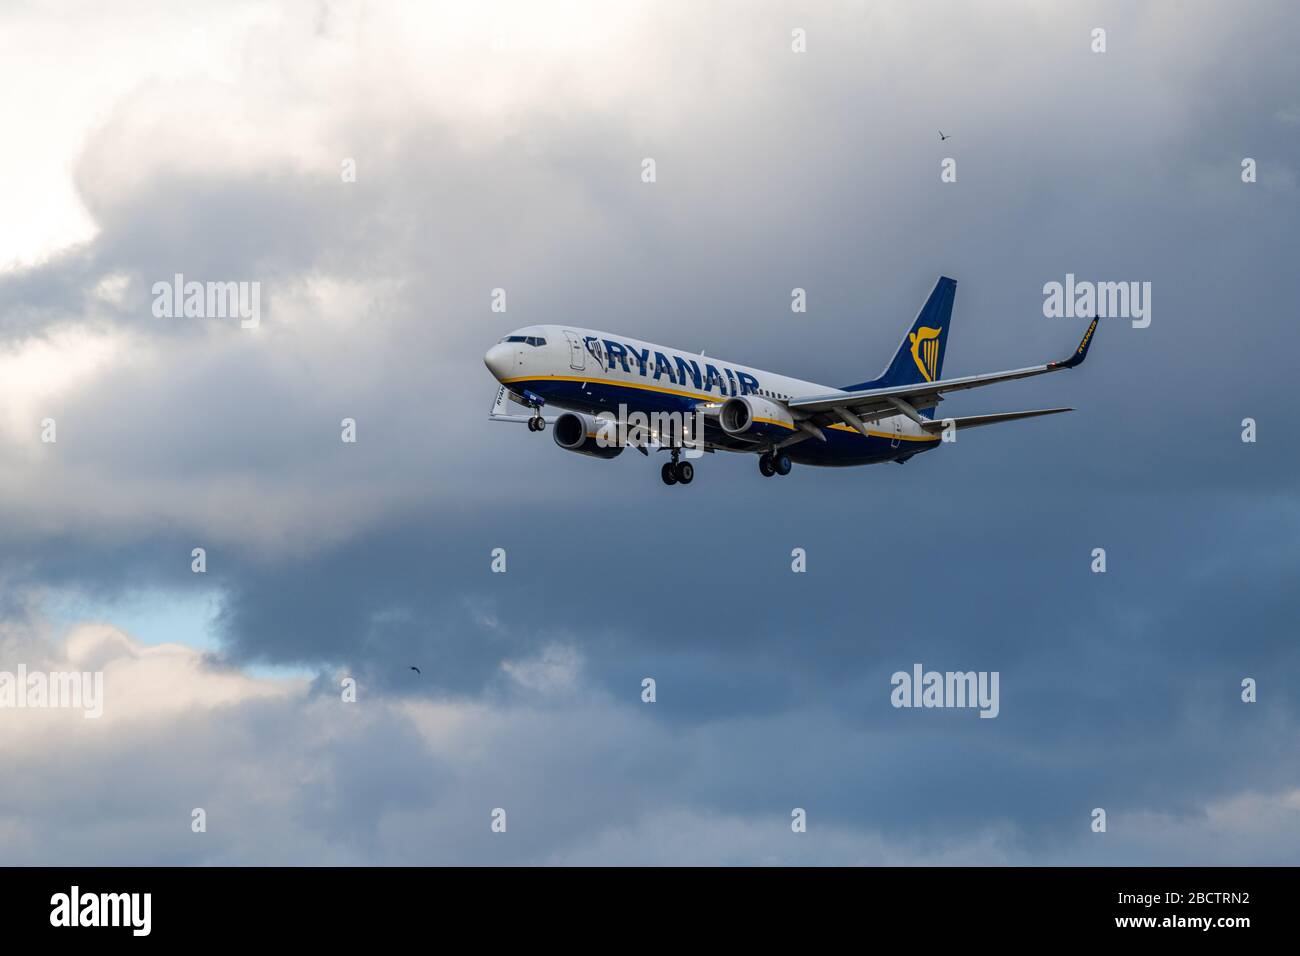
<box><xmin>909</xmin><ymin>326</ymin><xmax>942</xmax><ymax>382</ymax></box>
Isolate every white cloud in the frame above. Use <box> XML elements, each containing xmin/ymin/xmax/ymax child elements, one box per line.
<box><xmin>0</xmin><ymin>620</ymin><xmax>299</xmax><ymax>757</ymax></box>
<box><xmin>0</xmin><ymin>1</ymin><xmax>282</xmax><ymax>269</ymax></box>
<box><xmin>0</xmin><ymin>323</ymin><xmax>130</xmax><ymax>446</ymax></box>
<box><xmin>500</xmin><ymin>642</ymin><xmax>582</xmax><ymax>693</ymax></box>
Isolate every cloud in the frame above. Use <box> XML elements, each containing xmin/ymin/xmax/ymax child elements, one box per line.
<box><xmin>5</xmin><ymin>619</ymin><xmax>1300</xmax><ymax>865</ymax></box>
<box><xmin>0</xmin><ymin>618</ymin><xmax>775</xmax><ymax>864</ymax></box>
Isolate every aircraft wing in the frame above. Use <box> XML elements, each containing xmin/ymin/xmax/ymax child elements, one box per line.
<box><xmin>787</xmin><ymin>317</ymin><xmax>1098</xmax><ymax>423</ymax></box>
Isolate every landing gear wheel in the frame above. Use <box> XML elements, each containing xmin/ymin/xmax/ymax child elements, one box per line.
<box><xmin>758</xmin><ymin>453</ymin><xmax>776</xmax><ymax>477</ymax></box>
<box><xmin>532</xmin><ymin>416</ymin><xmax>545</xmax><ymax>432</ymax></box>
<box><xmin>527</xmin><ymin>417</ymin><xmax>539</xmax><ymax>431</ymax></box>
<box><xmin>661</xmin><ymin>462</ymin><xmax>678</xmax><ymax>485</ymax></box>
<box><xmin>675</xmin><ymin>461</ymin><xmax>694</xmax><ymax>485</ymax></box>
<box><xmin>774</xmin><ymin>453</ymin><xmax>792</xmax><ymax>476</ymax></box>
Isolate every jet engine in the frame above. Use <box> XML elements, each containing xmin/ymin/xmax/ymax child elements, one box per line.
<box><xmin>718</xmin><ymin>396</ymin><xmax>796</xmax><ymax>441</ymax></box>
<box><xmin>552</xmin><ymin>412</ymin><xmax>625</xmax><ymax>459</ymax></box>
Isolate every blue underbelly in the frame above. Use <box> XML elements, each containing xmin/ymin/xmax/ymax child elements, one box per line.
<box><xmin>510</xmin><ymin>377</ymin><xmax>941</xmax><ymax>467</ymax></box>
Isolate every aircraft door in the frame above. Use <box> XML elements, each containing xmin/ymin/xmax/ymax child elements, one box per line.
<box><xmin>564</xmin><ymin>330</ymin><xmax>584</xmax><ymax>370</ymax></box>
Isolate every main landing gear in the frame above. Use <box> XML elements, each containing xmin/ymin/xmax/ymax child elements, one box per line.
<box><xmin>527</xmin><ymin>414</ymin><xmax>546</xmax><ymax>432</ymax></box>
<box><xmin>758</xmin><ymin>451</ymin><xmax>792</xmax><ymax>477</ymax></box>
<box><xmin>660</xmin><ymin>448</ymin><xmax>694</xmax><ymax>486</ymax></box>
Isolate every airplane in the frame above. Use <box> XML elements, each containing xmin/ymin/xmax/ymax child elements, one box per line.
<box><xmin>483</xmin><ymin>276</ymin><xmax>1099</xmax><ymax>486</ymax></box>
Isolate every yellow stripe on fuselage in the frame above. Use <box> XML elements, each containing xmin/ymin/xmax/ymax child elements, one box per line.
<box><xmin>752</xmin><ymin>416</ymin><xmax>797</xmax><ymax>431</ymax></box>
<box><xmin>502</xmin><ymin>375</ymin><xmax>940</xmax><ymax>443</ymax></box>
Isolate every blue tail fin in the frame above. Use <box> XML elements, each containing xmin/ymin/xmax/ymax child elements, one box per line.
<box><xmin>842</xmin><ymin>277</ymin><xmax>957</xmax><ymax>396</ymax></box>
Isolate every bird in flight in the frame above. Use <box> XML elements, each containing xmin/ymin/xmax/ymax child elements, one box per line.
<box><xmin>938</xmin><ymin>130</ymin><xmax>951</xmax><ymax>141</ymax></box>
<box><xmin>409</xmin><ymin>666</ymin><xmax>421</xmax><ymax>675</ymax></box>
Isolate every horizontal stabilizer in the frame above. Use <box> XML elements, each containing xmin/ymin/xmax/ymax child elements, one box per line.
<box><xmin>920</xmin><ymin>407</ymin><xmax>1074</xmax><ymax>432</ymax></box>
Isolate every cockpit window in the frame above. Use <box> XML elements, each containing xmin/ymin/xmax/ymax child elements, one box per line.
<box><xmin>502</xmin><ymin>335</ymin><xmax>545</xmax><ymax>346</ymax></box>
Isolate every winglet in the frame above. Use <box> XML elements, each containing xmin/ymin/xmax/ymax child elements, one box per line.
<box><xmin>1054</xmin><ymin>316</ymin><xmax>1099</xmax><ymax>369</ymax></box>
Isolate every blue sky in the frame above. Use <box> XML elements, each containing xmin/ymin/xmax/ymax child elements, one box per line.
<box><xmin>1</xmin><ymin>0</ymin><xmax>1298</xmax><ymax>864</ymax></box>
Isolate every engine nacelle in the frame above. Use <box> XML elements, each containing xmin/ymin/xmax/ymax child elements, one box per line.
<box><xmin>719</xmin><ymin>395</ymin><xmax>796</xmax><ymax>442</ymax></box>
<box><xmin>552</xmin><ymin>412</ymin><xmax>625</xmax><ymax>459</ymax></box>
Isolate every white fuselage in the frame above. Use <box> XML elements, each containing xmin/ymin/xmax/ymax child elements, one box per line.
<box><xmin>484</xmin><ymin>324</ymin><xmax>941</xmax><ymax>465</ymax></box>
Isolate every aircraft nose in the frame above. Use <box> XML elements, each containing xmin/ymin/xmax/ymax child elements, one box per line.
<box><xmin>484</xmin><ymin>342</ymin><xmax>513</xmax><ymax>380</ymax></box>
